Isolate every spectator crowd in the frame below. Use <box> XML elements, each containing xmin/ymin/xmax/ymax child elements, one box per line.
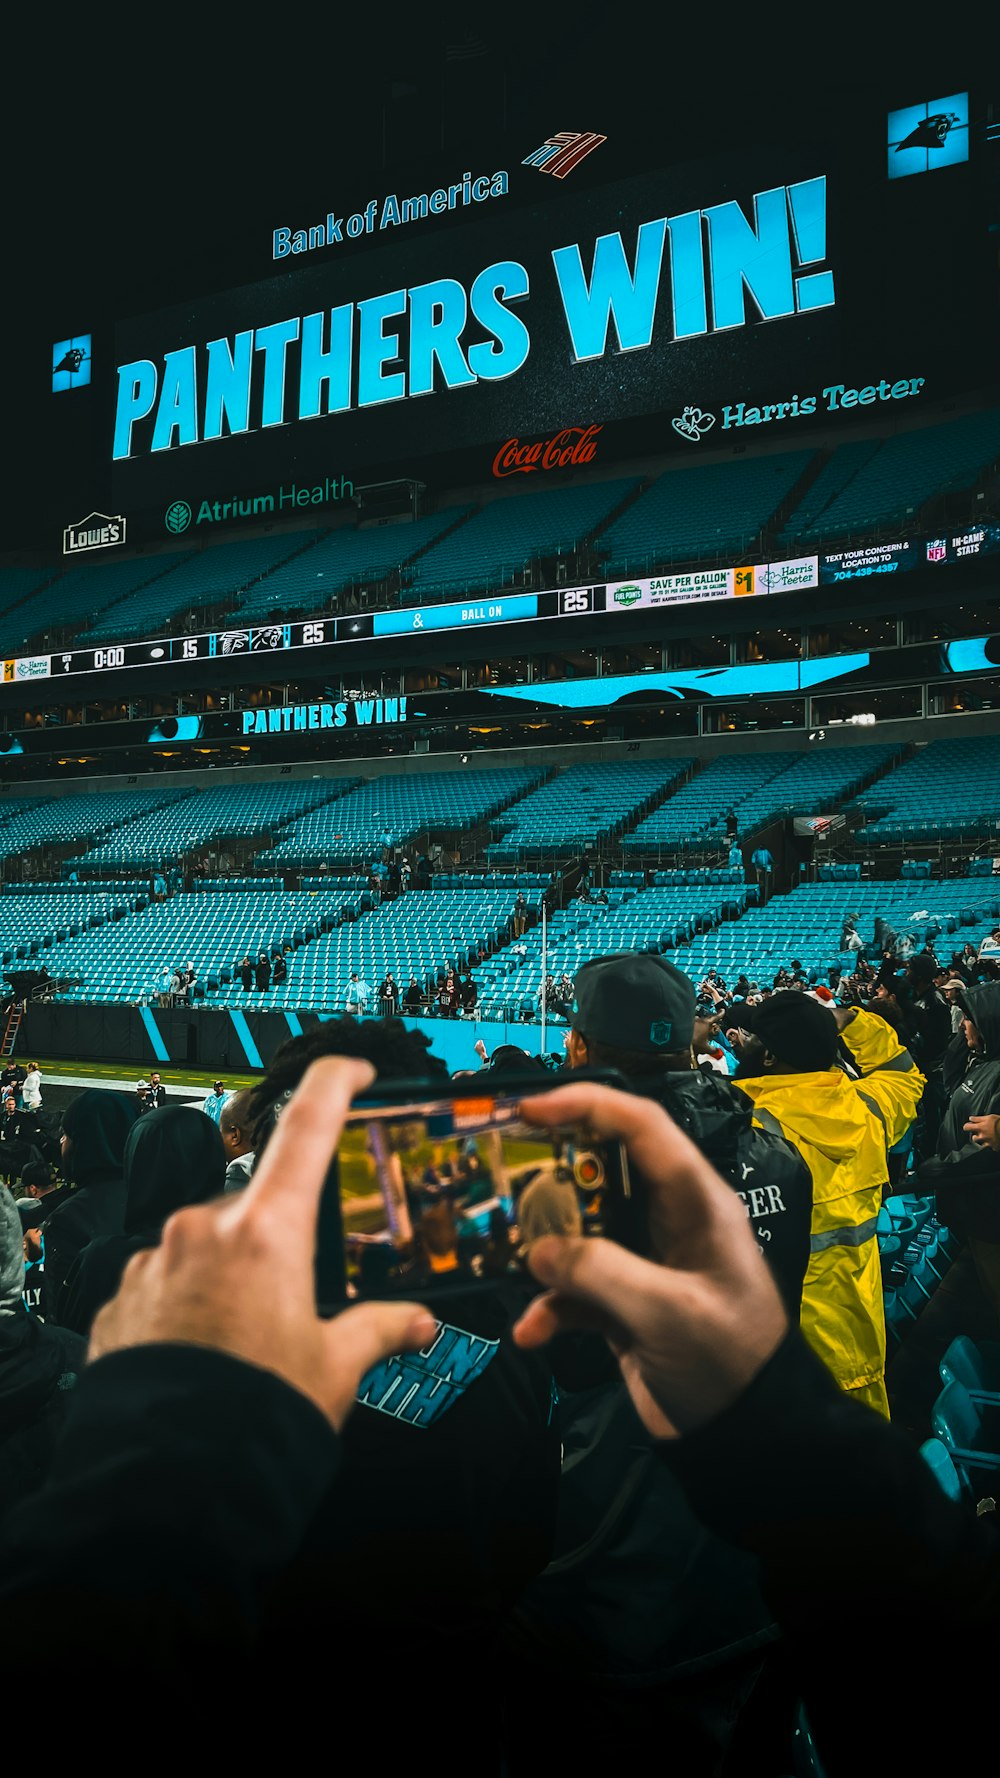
<box><xmin>1</xmin><ymin>910</ymin><xmax>999</xmax><ymax>1770</ymax></box>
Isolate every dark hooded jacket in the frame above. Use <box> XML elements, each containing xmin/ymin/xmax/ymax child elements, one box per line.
<box><xmin>645</xmin><ymin>1067</ymin><xmax>812</xmax><ymax>1317</ymax></box>
<box><xmin>503</xmin><ymin>1065</ymin><xmax>812</xmax><ymax>1700</ymax></box>
<box><xmin>0</xmin><ymin>1185</ymin><xmax>86</xmax><ymax>1505</ymax></box>
<box><xmin>41</xmin><ymin>1091</ymin><xmax>140</xmax><ymax>1321</ymax></box>
<box><xmin>917</xmin><ymin>982</ymin><xmax>1000</xmax><ymax>1240</ymax></box>
<box><xmin>57</xmin><ymin>1105</ymin><xmax>227</xmax><ymax>1338</ymax></box>
<box><xmin>905</xmin><ymin>958</ymin><xmax>952</xmax><ymax>1076</ymax></box>
<box><xmin>932</xmin><ymin>982</ymin><xmax>1000</xmax><ymax>1163</ymax></box>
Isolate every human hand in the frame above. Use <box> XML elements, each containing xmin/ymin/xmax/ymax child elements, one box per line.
<box><xmin>474</xmin><ymin>1040</ymin><xmax>488</xmax><ymax>1061</ymax></box>
<box><xmin>512</xmin><ymin>1083</ymin><xmax>787</xmax><ymax>1439</ymax></box>
<box><xmin>692</xmin><ymin>1014</ymin><xmax>722</xmax><ymax>1053</ymax></box>
<box><xmin>964</xmin><ymin>1115</ymin><xmax>1000</xmax><ymax>1152</ymax></box>
<box><xmin>89</xmin><ymin>1058</ymin><xmax>438</xmax><ymax>1431</ymax></box>
<box><xmin>23</xmin><ymin>1227</ymin><xmax>42</xmax><ymax>1261</ymax></box>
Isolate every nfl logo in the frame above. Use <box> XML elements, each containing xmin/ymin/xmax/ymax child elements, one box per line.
<box><xmin>649</xmin><ymin>1019</ymin><xmax>673</xmax><ymax>1047</ymax></box>
<box><xmin>926</xmin><ymin>539</ymin><xmax>947</xmax><ymax>563</ymax></box>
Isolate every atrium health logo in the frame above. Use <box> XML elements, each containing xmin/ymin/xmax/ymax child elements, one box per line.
<box><xmin>165</xmin><ymin>500</ymin><xmax>192</xmax><ymax>534</ymax></box>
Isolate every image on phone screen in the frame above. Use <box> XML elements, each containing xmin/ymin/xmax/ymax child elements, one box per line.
<box><xmin>333</xmin><ymin>1086</ymin><xmax>633</xmax><ymax>1300</ymax></box>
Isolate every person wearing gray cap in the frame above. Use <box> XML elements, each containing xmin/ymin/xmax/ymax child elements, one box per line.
<box><xmin>566</xmin><ymin>952</ymin><xmax>813</xmax><ymax>1316</ymax></box>
<box><xmin>0</xmin><ymin>1184</ymin><xmax>86</xmax><ymax>1504</ymax></box>
<box><xmin>506</xmin><ymin>950</ymin><xmax>813</xmax><ymax>1760</ymax></box>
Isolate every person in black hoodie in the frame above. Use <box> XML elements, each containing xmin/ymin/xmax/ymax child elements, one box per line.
<box><xmin>241</xmin><ymin>1019</ymin><xmax>560</xmax><ymax>1729</ymax></box>
<box><xmin>927</xmin><ymin>982</ymin><xmax>1000</xmax><ymax>1275</ymax></box>
<box><xmin>39</xmin><ymin>1090</ymin><xmax>141</xmax><ymax>1323</ymax></box>
<box><xmin>0</xmin><ymin>1056</ymin><xmax>442</xmax><ymax>1756</ymax></box>
<box><xmin>932</xmin><ymin>981</ymin><xmax>1000</xmax><ymax>1152</ymax></box>
<box><xmin>16</xmin><ymin>1160</ymin><xmax>75</xmax><ymax>1236</ymax></box>
<box><xmin>0</xmin><ymin>1093</ymin><xmax>40</xmax><ymax>1185</ymax></box>
<box><xmin>502</xmin><ymin>952</ymin><xmax>813</xmax><ymax>1774</ymax></box>
<box><xmin>566</xmin><ymin>953</ymin><xmax>812</xmax><ymax>1313</ymax></box>
<box><xmin>0</xmin><ymin>1184</ymin><xmax>86</xmax><ymax>1506</ymax></box>
<box><xmin>888</xmin><ymin>981</ymin><xmax>1000</xmax><ymax>1432</ymax></box>
<box><xmin>0</xmin><ymin>1071</ymin><xmax>993</xmax><ymax>1769</ymax></box>
<box><xmin>57</xmin><ymin>1104</ymin><xmax>227</xmax><ymax>1338</ymax></box>
<box><xmin>900</xmin><ymin>953</ymin><xmax>952</xmax><ymax>1163</ymax></box>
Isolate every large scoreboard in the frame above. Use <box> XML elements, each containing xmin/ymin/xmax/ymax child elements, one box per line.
<box><xmin>24</xmin><ymin>82</ymin><xmax>998</xmax><ymax>561</ymax></box>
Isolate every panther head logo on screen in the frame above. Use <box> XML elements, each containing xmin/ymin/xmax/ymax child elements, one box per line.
<box><xmin>251</xmin><ymin>626</ymin><xmax>283</xmax><ymax>651</ymax></box>
<box><xmin>895</xmin><ymin>111</ymin><xmax>961</xmax><ymax>152</ymax></box>
<box><xmin>53</xmin><ymin>347</ymin><xmax>87</xmax><ymax>375</ymax></box>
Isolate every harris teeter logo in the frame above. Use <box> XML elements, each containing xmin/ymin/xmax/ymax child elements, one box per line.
<box><xmin>672</xmin><ymin>405</ymin><xmax>716</xmax><ymax>443</ymax></box>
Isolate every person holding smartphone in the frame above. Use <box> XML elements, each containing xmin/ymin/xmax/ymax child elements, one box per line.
<box><xmin>0</xmin><ymin>1058</ymin><xmax>992</xmax><ymax>1770</ymax></box>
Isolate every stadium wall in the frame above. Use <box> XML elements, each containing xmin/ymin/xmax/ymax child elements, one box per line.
<box><xmin>21</xmin><ymin>1003</ymin><xmax>550</xmax><ymax>1073</ymax></box>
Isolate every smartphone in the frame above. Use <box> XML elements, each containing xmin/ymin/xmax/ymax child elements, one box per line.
<box><xmin>314</xmin><ymin>1069</ymin><xmax>638</xmax><ymax>1309</ymax></box>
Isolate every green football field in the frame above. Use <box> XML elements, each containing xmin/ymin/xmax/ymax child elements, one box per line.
<box><xmin>27</xmin><ymin>1062</ymin><xmax>560</xmax><ymax>1226</ymax></box>
<box><xmin>30</xmin><ymin>1057</ymin><xmax>261</xmax><ymax>1092</ymax></box>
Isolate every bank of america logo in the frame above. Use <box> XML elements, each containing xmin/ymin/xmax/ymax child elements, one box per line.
<box><xmin>522</xmin><ymin>131</ymin><xmax>606</xmax><ymax>179</ymax></box>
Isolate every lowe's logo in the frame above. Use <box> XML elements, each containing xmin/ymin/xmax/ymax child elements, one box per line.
<box><xmin>63</xmin><ymin>512</ymin><xmax>126</xmax><ymax>554</ymax></box>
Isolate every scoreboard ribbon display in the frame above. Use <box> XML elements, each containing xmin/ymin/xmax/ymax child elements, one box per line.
<box><xmin>5</xmin><ymin>520</ymin><xmax>998</xmax><ymax>691</ymax></box>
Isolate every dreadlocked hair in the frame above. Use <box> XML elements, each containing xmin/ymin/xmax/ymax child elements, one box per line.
<box><xmin>247</xmin><ymin>1016</ymin><xmax>450</xmax><ymax>1156</ymax></box>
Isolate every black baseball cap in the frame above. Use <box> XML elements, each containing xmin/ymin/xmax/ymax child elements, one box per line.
<box><xmin>485</xmin><ymin>1045</ymin><xmax>548</xmax><ymax>1076</ymax></box>
<box><xmin>737</xmin><ymin>990</ymin><xmax>839</xmax><ymax>1071</ymax></box>
<box><xmin>573</xmin><ymin>952</ymin><xmax>695</xmax><ymax>1054</ymax></box>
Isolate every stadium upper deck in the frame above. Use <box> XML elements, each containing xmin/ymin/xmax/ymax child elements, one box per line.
<box><xmin>2</xmin><ymin>406</ymin><xmax>998</xmax><ymax>665</ymax></box>
<box><xmin>0</xmin><ymin>69</ymin><xmax>995</xmax><ymax>793</ymax></box>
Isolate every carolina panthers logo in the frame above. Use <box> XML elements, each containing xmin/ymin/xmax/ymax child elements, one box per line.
<box><xmin>54</xmin><ymin>347</ymin><xmax>87</xmax><ymax>374</ymax></box>
<box><xmin>251</xmin><ymin>626</ymin><xmax>283</xmax><ymax>651</ymax></box>
<box><xmin>896</xmin><ymin>111</ymin><xmax>960</xmax><ymax>152</ymax></box>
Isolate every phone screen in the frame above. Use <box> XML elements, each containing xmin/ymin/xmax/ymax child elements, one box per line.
<box><xmin>315</xmin><ymin>1074</ymin><xmax>635</xmax><ymax>1308</ymax></box>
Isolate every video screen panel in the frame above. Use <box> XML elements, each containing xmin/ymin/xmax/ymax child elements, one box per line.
<box><xmin>106</xmin><ymin>105</ymin><xmax>988</xmax><ymax>536</ymax></box>
<box><xmin>111</xmin><ymin>155</ymin><xmax>844</xmax><ymax>511</ymax></box>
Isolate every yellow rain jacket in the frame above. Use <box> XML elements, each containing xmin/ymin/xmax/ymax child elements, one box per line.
<box><xmin>740</xmin><ymin>1010</ymin><xmax>925</xmax><ymax>1418</ymax></box>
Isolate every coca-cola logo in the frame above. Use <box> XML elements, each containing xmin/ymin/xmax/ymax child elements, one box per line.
<box><xmin>492</xmin><ymin>423</ymin><xmax>602</xmax><ymax>478</ymax></box>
